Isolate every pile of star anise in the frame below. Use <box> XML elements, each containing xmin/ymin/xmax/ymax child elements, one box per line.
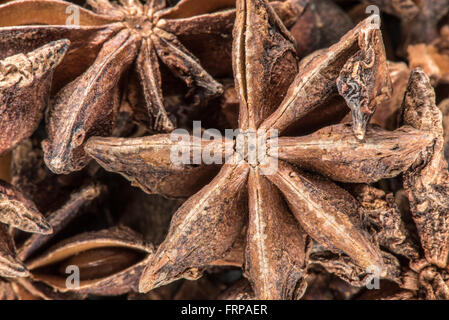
<box><xmin>1</xmin><ymin>0</ymin><xmax>449</xmax><ymax>300</ymax></box>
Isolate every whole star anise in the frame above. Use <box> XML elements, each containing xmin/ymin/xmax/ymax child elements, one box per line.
<box><xmin>84</xmin><ymin>0</ymin><xmax>433</xmax><ymax>299</ymax></box>
<box><xmin>0</xmin><ymin>0</ymin><xmax>306</xmax><ymax>175</ymax></box>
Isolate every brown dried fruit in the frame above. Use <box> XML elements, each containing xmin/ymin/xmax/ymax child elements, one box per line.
<box><xmin>85</xmin><ymin>0</ymin><xmax>431</xmax><ymax>300</ymax></box>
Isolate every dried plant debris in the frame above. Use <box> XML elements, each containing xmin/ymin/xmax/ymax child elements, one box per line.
<box><xmin>399</xmin><ymin>68</ymin><xmax>449</xmax><ymax>269</ymax></box>
<box><xmin>0</xmin><ymin>180</ymin><xmax>51</xmax><ymax>235</ymax></box>
<box><xmin>1</xmin><ymin>0</ymin><xmax>449</xmax><ymax>300</ymax></box>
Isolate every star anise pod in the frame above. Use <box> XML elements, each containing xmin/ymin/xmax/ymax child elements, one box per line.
<box><xmin>0</xmin><ymin>131</ymin><xmax>164</xmax><ymax>299</ymax></box>
<box><xmin>25</xmin><ymin>226</ymin><xmax>153</xmax><ymax>296</ymax></box>
<box><xmin>0</xmin><ymin>39</ymin><xmax>69</xmax><ymax>154</ymax></box>
<box><xmin>0</xmin><ymin>183</ymin><xmax>101</xmax><ymax>298</ymax></box>
<box><xmin>84</xmin><ymin>0</ymin><xmax>433</xmax><ymax>300</ymax></box>
<box><xmin>0</xmin><ymin>0</ymin><xmax>307</xmax><ymax>175</ymax></box>
<box><xmin>399</xmin><ymin>68</ymin><xmax>449</xmax><ymax>270</ymax></box>
<box><xmin>384</xmin><ymin>68</ymin><xmax>449</xmax><ymax>300</ymax></box>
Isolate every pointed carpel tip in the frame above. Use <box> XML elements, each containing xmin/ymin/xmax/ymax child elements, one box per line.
<box><xmin>409</xmin><ymin>67</ymin><xmax>432</xmax><ymax>85</ymax></box>
<box><xmin>0</xmin><ymin>258</ymin><xmax>30</xmax><ymax>278</ymax></box>
<box><xmin>37</xmin><ymin>220</ymin><xmax>53</xmax><ymax>235</ymax></box>
<box><xmin>53</xmin><ymin>38</ymin><xmax>71</xmax><ymax>53</ymax></box>
<box><xmin>411</xmin><ymin>67</ymin><xmax>424</xmax><ymax>75</ymax></box>
<box><xmin>21</xmin><ymin>210</ymin><xmax>53</xmax><ymax>234</ymax></box>
<box><xmin>33</xmin><ymin>39</ymin><xmax>71</xmax><ymax>69</ymax></box>
<box><xmin>138</xmin><ymin>255</ymin><xmax>171</xmax><ymax>293</ymax></box>
<box><xmin>138</xmin><ymin>268</ymin><xmax>156</xmax><ymax>293</ymax></box>
<box><xmin>44</xmin><ymin>156</ymin><xmax>70</xmax><ymax>175</ymax></box>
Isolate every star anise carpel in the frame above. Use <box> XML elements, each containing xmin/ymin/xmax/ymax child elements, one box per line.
<box><xmin>0</xmin><ymin>39</ymin><xmax>69</xmax><ymax>155</ymax></box>
<box><xmin>83</xmin><ymin>0</ymin><xmax>434</xmax><ymax>300</ymax></box>
<box><xmin>333</xmin><ymin>67</ymin><xmax>449</xmax><ymax>300</ymax></box>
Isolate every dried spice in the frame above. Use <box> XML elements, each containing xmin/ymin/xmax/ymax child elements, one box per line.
<box><xmin>400</xmin><ymin>68</ymin><xmax>449</xmax><ymax>269</ymax></box>
<box><xmin>84</xmin><ymin>0</ymin><xmax>433</xmax><ymax>300</ymax></box>
<box><xmin>0</xmin><ymin>0</ymin><xmax>306</xmax><ymax>174</ymax></box>
<box><xmin>0</xmin><ymin>180</ymin><xmax>51</xmax><ymax>235</ymax></box>
<box><xmin>27</xmin><ymin>226</ymin><xmax>153</xmax><ymax>296</ymax></box>
<box><xmin>0</xmin><ymin>40</ymin><xmax>69</xmax><ymax>154</ymax></box>
<box><xmin>2</xmin><ymin>0</ymin><xmax>449</xmax><ymax>301</ymax></box>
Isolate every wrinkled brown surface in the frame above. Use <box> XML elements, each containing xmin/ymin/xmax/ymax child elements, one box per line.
<box><xmin>131</xmin><ymin>0</ymin><xmax>432</xmax><ymax>299</ymax></box>
<box><xmin>349</xmin><ymin>184</ymin><xmax>419</xmax><ymax>260</ymax></box>
<box><xmin>265</xmin><ymin>160</ymin><xmax>383</xmax><ymax>272</ymax></box>
<box><xmin>0</xmin><ymin>224</ymin><xmax>28</xmax><ymax>278</ymax></box>
<box><xmin>272</xmin><ymin>123</ymin><xmax>432</xmax><ymax>183</ymax></box>
<box><xmin>233</xmin><ymin>0</ymin><xmax>298</xmax><ymax>130</ymax></box>
<box><xmin>0</xmin><ymin>0</ymin><xmax>307</xmax><ymax>177</ymax></box>
<box><xmin>259</xmin><ymin>18</ymin><xmax>370</xmax><ymax>135</ymax></box>
<box><xmin>0</xmin><ymin>40</ymin><xmax>68</xmax><ymax>154</ymax></box>
<box><xmin>400</xmin><ymin>68</ymin><xmax>449</xmax><ymax>269</ymax></box>
<box><xmin>337</xmin><ymin>26</ymin><xmax>391</xmax><ymax>139</ymax></box>
<box><xmin>0</xmin><ymin>180</ymin><xmax>51</xmax><ymax>234</ymax></box>
<box><xmin>0</xmin><ymin>0</ymin><xmax>445</xmax><ymax>301</ymax></box>
<box><xmin>85</xmin><ymin>134</ymin><xmax>228</xmax><ymax>198</ymax></box>
<box><xmin>43</xmin><ymin>30</ymin><xmax>138</xmax><ymax>174</ymax></box>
